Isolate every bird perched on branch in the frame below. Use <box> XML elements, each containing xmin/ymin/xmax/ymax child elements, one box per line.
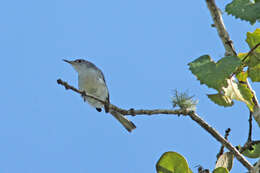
<box><xmin>63</xmin><ymin>59</ymin><xmax>136</xmax><ymax>132</ymax></box>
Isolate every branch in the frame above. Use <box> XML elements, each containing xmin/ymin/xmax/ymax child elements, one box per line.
<box><xmin>57</xmin><ymin>78</ymin><xmax>253</xmax><ymax>170</ymax></box>
<box><xmin>205</xmin><ymin>0</ymin><xmax>236</xmax><ymax>56</ymax></box>
<box><xmin>57</xmin><ymin>79</ymin><xmax>190</xmax><ymax>116</ymax></box>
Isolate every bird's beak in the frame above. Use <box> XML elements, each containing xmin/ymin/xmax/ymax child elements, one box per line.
<box><xmin>63</xmin><ymin>59</ymin><xmax>73</xmax><ymax>64</ymax></box>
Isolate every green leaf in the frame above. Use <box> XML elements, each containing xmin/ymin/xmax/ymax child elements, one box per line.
<box><xmin>246</xmin><ymin>29</ymin><xmax>260</xmax><ymax>51</ymax></box>
<box><xmin>156</xmin><ymin>152</ymin><xmax>190</xmax><ymax>173</ymax></box>
<box><xmin>245</xmin><ymin>29</ymin><xmax>260</xmax><ymax>78</ymax></box>
<box><xmin>248</xmin><ymin>63</ymin><xmax>260</xmax><ymax>82</ymax></box>
<box><xmin>246</xmin><ymin>52</ymin><xmax>260</xmax><ymax>68</ymax></box>
<box><xmin>245</xmin><ymin>29</ymin><xmax>260</xmax><ymax>80</ymax></box>
<box><xmin>237</xmin><ymin>83</ymin><xmax>254</xmax><ymax>111</ymax></box>
<box><xmin>215</xmin><ymin>152</ymin><xmax>234</xmax><ymax>171</ymax></box>
<box><xmin>207</xmin><ymin>94</ymin><xmax>233</xmax><ymax>107</ymax></box>
<box><xmin>236</xmin><ymin>71</ymin><xmax>248</xmax><ymax>82</ymax></box>
<box><xmin>213</xmin><ymin>167</ymin><xmax>229</xmax><ymax>173</ymax></box>
<box><xmin>242</xmin><ymin>142</ymin><xmax>260</xmax><ymax>158</ymax></box>
<box><xmin>188</xmin><ymin>55</ymin><xmax>241</xmax><ymax>90</ymax></box>
<box><xmin>225</xmin><ymin>0</ymin><xmax>260</xmax><ymax>25</ymax></box>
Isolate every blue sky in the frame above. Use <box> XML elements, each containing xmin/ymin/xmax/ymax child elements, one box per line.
<box><xmin>1</xmin><ymin>0</ymin><xmax>259</xmax><ymax>172</ymax></box>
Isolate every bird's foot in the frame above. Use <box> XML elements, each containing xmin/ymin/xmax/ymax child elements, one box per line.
<box><xmin>96</xmin><ymin>108</ymin><xmax>102</xmax><ymax>112</ymax></box>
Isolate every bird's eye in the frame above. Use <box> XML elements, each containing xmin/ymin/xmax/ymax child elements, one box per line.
<box><xmin>76</xmin><ymin>60</ymin><xmax>82</xmax><ymax>63</ymax></box>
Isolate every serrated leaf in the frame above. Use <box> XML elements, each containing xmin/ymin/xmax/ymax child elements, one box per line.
<box><xmin>188</xmin><ymin>55</ymin><xmax>241</xmax><ymax>90</ymax></box>
<box><xmin>248</xmin><ymin>64</ymin><xmax>260</xmax><ymax>82</ymax></box>
<box><xmin>246</xmin><ymin>29</ymin><xmax>260</xmax><ymax>50</ymax></box>
<box><xmin>225</xmin><ymin>0</ymin><xmax>260</xmax><ymax>25</ymax></box>
<box><xmin>245</xmin><ymin>29</ymin><xmax>260</xmax><ymax>70</ymax></box>
<box><xmin>246</xmin><ymin>52</ymin><xmax>260</xmax><ymax>68</ymax></box>
<box><xmin>207</xmin><ymin>94</ymin><xmax>233</xmax><ymax>107</ymax></box>
<box><xmin>242</xmin><ymin>142</ymin><xmax>260</xmax><ymax>158</ymax></box>
<box><xmin>215</xmin><ymin>152</ymin><xmax>234</xmax><ymax>171</ymax></box>
<box><xmin>156</xmin><ymin>151</ymin><xmax>190</xmax><ymax>173</ymax></box>
<box><xmin>237</xmin><ymin>31</ymin><xmax>260</xmax><ymax>78</ymax></box>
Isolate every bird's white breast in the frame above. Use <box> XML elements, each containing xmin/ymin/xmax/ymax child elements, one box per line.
<box><xmin>78</xmin><ymin>69</ymin><xmax>108</xmax><ymax>108</ymax></box>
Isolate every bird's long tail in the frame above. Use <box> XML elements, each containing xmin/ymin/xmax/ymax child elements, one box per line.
<box><xmin>110</xmin><ymin>110</ymin><xmax>136</xmax><ymax>132</ymax></box>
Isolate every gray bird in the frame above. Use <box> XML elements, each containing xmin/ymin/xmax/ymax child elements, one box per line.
<box><xmin>63</xmin><ymin>59</ymin><xmax>136</xmax><ymax>132</ymax></box>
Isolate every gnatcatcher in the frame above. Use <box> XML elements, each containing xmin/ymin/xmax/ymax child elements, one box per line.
<box><xmin>63</xmin><ymin>59</ymin><xmax>136</xmax><ymax>132</ymax></box>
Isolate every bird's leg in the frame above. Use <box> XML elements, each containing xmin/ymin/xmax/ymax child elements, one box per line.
<box><xmin>104</xmin><ymin>96</ymin><xmax>110</xmax><ymax>113</ymax></box>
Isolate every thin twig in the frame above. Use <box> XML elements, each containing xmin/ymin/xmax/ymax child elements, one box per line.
<box><xmin>248</xmin><ymin>112</ymin><xmax>253</xmax><ymax>142</ymax></box>
<box><xmin>242</xmin><ymin>42</ymin><xmax>260</xmax><ymax>62</ymax></box>
<box><xmin>57</xmin><ymin>78</ymin><xmax>253</xmax><ymax>170</ymax></box>
<box><xmin>216</xmin><ymin>128</ymin><xmax>231</xmax><ymax>160</ymax></box>
<box><xmin>238</xmin><ymin>112</ymin><xmax>259</xmax><ymax>154</ymax></box>
<box><xmin>225</xmin><ymin>128</ymin><xmax>231</xmax><ymax>140</ymax></box>
<box><xmin>232</xmin><ymin>43</ymin><xmax>260</xmax><ymax>77</ymax></box>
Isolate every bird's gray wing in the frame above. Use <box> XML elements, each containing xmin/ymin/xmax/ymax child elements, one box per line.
<box><xmin>86</xmin><ymin>60</ymin><xmax>110</xmax><ymax>112</ymax></box>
